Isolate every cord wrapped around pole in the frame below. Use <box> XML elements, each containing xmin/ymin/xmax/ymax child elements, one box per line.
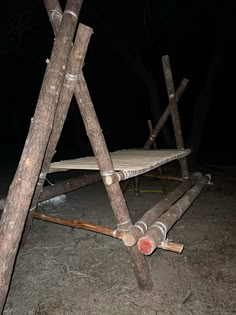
<box><xmin>144</xmin><ymin>78</ymin><xmax>189</xmax><ymax>149</ymax></box>
<box><xmin>0</xmin><ymin>1</ymin><xmax>85</xmax><ymax>311</ymax></box>
<box><xmin>137</xmin><ymin>174</ymin><xmax>211</xmax><ymax>255</ymax></box>
<box><xmin>122</xmin><ymin>172</ymin><xmax>202</xmax><ymax>247</ymax></box>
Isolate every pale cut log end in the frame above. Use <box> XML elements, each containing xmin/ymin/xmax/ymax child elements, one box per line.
<box><xmin>122</xmin><ymin>233</ymin><xmax>137</xmax><ymax>247</ymax></box>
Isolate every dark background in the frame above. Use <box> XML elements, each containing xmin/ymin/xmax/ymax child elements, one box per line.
<box><xmin>0</xmin><ymin>0</ymin><xmax>235</xmax><ymax>167</ymax></box>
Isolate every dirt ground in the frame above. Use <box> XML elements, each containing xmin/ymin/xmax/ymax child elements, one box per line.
<box><xmin>0</xmin><ymin>162</ymin><xmax>236</xmax><ymax>315</ymax></box>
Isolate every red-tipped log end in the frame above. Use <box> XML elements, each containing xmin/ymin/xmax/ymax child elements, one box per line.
<box><xmin>138</xmin><ymin>237</ymin><xmax>156</xmax><ymax>255</ymax></box>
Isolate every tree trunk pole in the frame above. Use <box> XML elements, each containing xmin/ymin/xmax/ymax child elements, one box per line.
<box><xmin>0</xmin><ymin>1</ymin><xmax>83</xmax><ymax>312</ymax></box>
<box><xmin>138</xmin><ymin>175</ymin><xmax>210</xmax><ymax>255</ymax></box>
<box><xmin>123</xmin><ymin>172</ymin><xmax>202</xmax><ymax>247</ymax></box>
<box><xmin>45</xmin><ymin>0</ymin><xmax>153</xmax><ymax>292</ymax></box>
<box><xmin>162</xmin><ymin>55</ymin><xmax>189</xmax><ymax>178</ymax></box>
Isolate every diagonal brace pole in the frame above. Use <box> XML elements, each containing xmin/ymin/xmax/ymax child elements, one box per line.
<box><xmin>45</xmin><ymin>0</ymin><xmax>153</xmax><ymax>291</ymax></box>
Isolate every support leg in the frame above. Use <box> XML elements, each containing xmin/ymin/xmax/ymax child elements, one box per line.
<box><xmin>162</xmin><ymin>55</ymin><xmax>189</xmax><ymax>178</ymax></box>
<box><xmin>39</xmin><ymin>0</ymin><xmax>152</xmax><ymax>291</ymax></box>
<box><xmin>21</xmin><ymin>13</ymin><xmax>92</xmax><ymax>245</ymax></box>
<box><xmin>0</xmin><ymin>1</ymin><xmax>84</xmax><ymax>311</ymax></box>
<box><xmin>75</xmin><ymin>73</ymin><xmax>153</xmax><ymax>290</ymax></box>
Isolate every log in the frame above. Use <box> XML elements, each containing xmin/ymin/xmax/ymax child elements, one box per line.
<box><xmin>0</xmin><ymin>1</ymin><xmax>83</xmax><ymax>312</ymax></box>
<box><xmin>122</xmin><ymin>172</ymin><xmax>202</xmax><ymax>247</ymax></box>
<box><xmin>32</xmin><ymin>212</ymin><xmax>183</xmax><ymax>253</ymax></box>
<box><xmin>21</xmin><ymin>21</ymin><xmax>93</xmax><ymax>245</ymax></box>
<box><xmin>76</xmin><ymin>74</ymin><xmax>153</xmax><ymax>291</ymax></box>
<box><xmin>144</xmin><ymin>78</ymin><xmax>189</xmax><ymax>149</ymax></box>
<box><xmin>0</xmin><ymin>172</ymin><xmax>101</xmax><ymax>210</ymax></box>
<box><xmin>46</xmin><ymin>0</ymin><xmax>153</xmax><ymax>291</ymax></box>
<box><xmin>137</xmin><ymin>174</ymin><xmax>210</xmax><ymax>255</ymax></box>
<box><xmin>162</xmin><ymin>56</ymin><xmax>189</xmax><ymax>178</ymax></box>
<box><xmin>134</xmin><ymin>77</ymin><xmax>189</xmax><ymax>195</ymax></box>
<box><xmin>143</xmin><ymin>173</ymin><xmax>183</xmax><ymax>181</ymax></box>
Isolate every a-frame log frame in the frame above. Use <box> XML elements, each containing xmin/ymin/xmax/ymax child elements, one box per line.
<box><xmin>0</xmin><ymin>1</ymin><xmax>210</xmax><ymax>313</ymax></box>
<box><xmin>0</xmin><ymin>0</ymin><xmax>152</xmax><ymax>312</ymax></box>
<box><xmin>42</xmin><ymin>0</ymin><xmax>153</xmax><ymax>292</ymax></box>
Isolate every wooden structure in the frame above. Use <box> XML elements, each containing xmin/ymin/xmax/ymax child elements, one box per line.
<box><xmin>0</xmin><ymin>0</ymin><xmax>210</xmax><ymax>312</ymax></box>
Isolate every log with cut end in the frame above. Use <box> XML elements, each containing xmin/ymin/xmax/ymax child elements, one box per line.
<box><xmin>0</xmin><ymin>1</ymin><xmax>85</xmax><ymax>311</ymax></box>
<box><xmin>32</xmin><ymin>212</ymin><xmax>183</xmax><ymax>253</ymax></box>
<box><xmin>137</xmin><ymin>174</ymin><xmax>210</xmax><ymax>255</ymax></box>
<box><xmin>144</xmin><ymin>78</ymin><xmax>189</xmax><ymax>149</ymax></box>
<box><xmin>122</xmin><ymin>172</ymin><xmax>202</xmax><ymax>247</ymax></box>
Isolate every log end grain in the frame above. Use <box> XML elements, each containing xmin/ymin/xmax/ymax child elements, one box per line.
<box><xmin>122</xmin><ymin>232</ymin><xmax>137</xmax><ymax>247</ymax></box>
<box><xmin>138</xmin><ymin>237</ymin><xmax>156</xmax><ymax>255</ymax></box>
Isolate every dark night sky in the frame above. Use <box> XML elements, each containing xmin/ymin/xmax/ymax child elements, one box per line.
<box><xmin>0</xmin><ymin>0</ymin><xmax>235</xmax><ymax>166</ymax></box>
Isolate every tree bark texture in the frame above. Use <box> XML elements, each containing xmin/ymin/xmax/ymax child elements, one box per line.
<box><xmin>21</xmin><ymin>22</ymin><xmax>92</xmax><ymax>244</ymax></box>
<box><xmin>144</xmin><ymin>78</ymin><xmax>189</xmax><ymax>149</ymax></box>
<box><xmin>45</xmin><ymin>0</ymin><xmax>153</xmax><ymax>292</ymax></box>
<box><xmin>75</xmin><ymin>74</ymin><xmax>153</xmax><ymax>291</ymax></box>
<box><xmin>162</xmin><ymin>55</ymin><xmax>189</xmax><ymax>178</ymax></box>
<box><xmin>138</xmin><ymin>175</ymin><xmax>210</xmax><ymax>255</ymax></box>
<box><xmin>122</xmin><ymin>172</ymin><xmax>202</xmax><ymax>247</ymax></box>
<box><xmin>0</xmin><ymin>1</ymin><xmax>83</xmax><ymax>312</ymax></box>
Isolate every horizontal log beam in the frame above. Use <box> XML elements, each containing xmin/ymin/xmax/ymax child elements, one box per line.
<box><xmin>32</xmin><ymin>212</ymin><xmax>183</xmax><ymax>253</ymax></box>
<box><xmin>143</xmin><ymin>173</ymin><xmax>183</xmax><ymax>181</ymax></box>
<box><xmin>0</xmin><ymin>172</ymin><xmax>101</xmax><ymax>210</ymax></box>
<box><xmin>0</xmin><ymin>1</ymin><xmax>84</xmax><ymax>311</ymax></box>
<box><xmin>144</xmin><ymin>78</ymin><xmax>189</xmax><ymax>149</ymax></box>
<box><xmin>122</xmin><ymin>172</ymin><xmax>202</xmax><ymax>247</ymax></box>
<box><xmin>137</xmin><ymin>174</ymin><xmax>211</xmax><ymax>255</ymax></box>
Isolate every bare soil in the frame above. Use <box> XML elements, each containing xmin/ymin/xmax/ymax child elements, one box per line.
<box><xmin>1</xmin><ymin>163</ymin><xmax>236</xmax><ymax>315</ymax></box>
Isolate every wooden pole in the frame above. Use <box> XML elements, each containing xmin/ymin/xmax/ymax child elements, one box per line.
<box><xmin>76</xmin><ymin>74</ymin><xmax>153</xmax><ymax>291</ymax></box>
<box><xmin>43</xmin><ymin>0</ymin><xmax>153</xmax><ymax>291</ymax></box>
<box><xmin>144</xmin><ymin>78</ymin><xmax>189</xmax><ymax>149</ymax></box>
<box><xmin>0</xmin><ymin>1</ymin><xmax>83</xmax><ymax>312</ymax></box>
<box><xmin>0</xmin><ymin>172</ymin><xmax>101</xmax><ymax>210</ymax></box>
<box><xmin>122</xmin><ymin>172</ymin><xmax>202</xmax><ymax>247</ymax></box>
<box><xmin>32</xmin><ymin>212</ymin><xmax>184</xmax><ymax>253</ymax></box>
<box><xmin>162</xmin><ymin>56</ymin><xmax>189</xmax><ymax>178</ymax></box>
<box><xmin>137</xmin><ymin>174</ymin><xmax>210</xmax><ymax>255</ymax></box>
<box><xmin>147</xmin><ymin>120</ymin><xmax>157</xmax><ymax>149</ymax></box>
<box><xmin>33</xmin><ymin>212</ymin><xmax>123</xmax><ymax>239</ymax></box>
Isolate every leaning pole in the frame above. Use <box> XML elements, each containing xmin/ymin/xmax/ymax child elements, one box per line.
<box><xmin>0</xmin><ymin>1</ymin><xmax>83</xmax><ymax>312</ymax></box>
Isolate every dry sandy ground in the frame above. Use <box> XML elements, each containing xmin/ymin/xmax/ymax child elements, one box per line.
<box><xmin>0</xmin><ymin>163</ymin><xmax>236</xmax><ymax>315</ymax></box>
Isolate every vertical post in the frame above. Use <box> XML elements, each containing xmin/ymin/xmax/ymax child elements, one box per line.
<box><xmin>162</xmin><ymin>55</ymin><xmax>189</xmax><ymax>178</ymax></box>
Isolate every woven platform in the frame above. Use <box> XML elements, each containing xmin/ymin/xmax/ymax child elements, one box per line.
<box><xmin>49</xmin><ymin>149</ymin><xmax>191</xmax><ymax>175</ymax></box>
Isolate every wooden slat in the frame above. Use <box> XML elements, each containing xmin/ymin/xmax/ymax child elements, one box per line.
<box><xmin>50</xmin><ymin>149</ymin><xmax>191</xmax><ymax>172</ymax></box>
